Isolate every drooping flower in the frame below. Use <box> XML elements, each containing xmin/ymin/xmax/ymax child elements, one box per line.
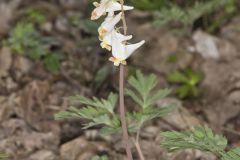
<box><xmin>91</xmin><ymin>0</ymin><xmax>133</xmax><ymax>20</ymax></box>
<box><xmin>91</xmin><ymin>0</ymin><xmax>145</xmax><ymax>66</ymax></box>
<box><xmin>109</xmin><ymin>31</ymin><xmax>145</xmax><ymax>66</ymax></box>
<box><xmin>98</xmin><ymin>12</ymin><xmax>122</xmax><ymax>39</ymax></box>
<box><xmin>100</xmin><ymin>29</ymin><xmax>133</xmax><ymax>51</ymax></box>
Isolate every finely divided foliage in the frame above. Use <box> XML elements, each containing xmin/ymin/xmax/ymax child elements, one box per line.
<box><xmin>55</xmin><ymin>93</ymin><xmax>121</xmax><ymax>134</ymax></box>
<box><xmin>222</xmin><ymin>148</ymin><xmax>240</xmax><ymax>160</ymax></box>
<box><xmin>161</xmin><ymin>126</ymin><xmax>227</xmax><ymax>154</ymax></box>
<box><xmin>161</xmin><ymin>125</ymin><xmax>240</xmax><ymax>160</ymax></box>
<box><xmin>126</xmin><ymin>71</ymin><xmax>176</xmax><ymax>127</ymax></box>
<box><xmin>55</xmin><ymin>71</ymin><xmax>176</xmax><ymax>135</ymax></box>
<box><xmin>154</xmin><ymin>0</ymin><xmax>236</xmax><ymax>30</ymax></box>
<box><xmin>0</xmin><ymin>152</ymin><xmax>8</xmax><ymax>160</ymax></box>
<box><xmin>7</xmin><ymin>21</ymin><xmax>60</xmax><ymax>73</ymax></box>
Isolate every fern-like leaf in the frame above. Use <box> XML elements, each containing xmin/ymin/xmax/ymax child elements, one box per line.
<box><xmin>221</xmin><ymin>148</ymin><xmax>240</xmax><ymax>160</ymax></box>
<box><xmin>126</xmin><ymin>70</ymin><xmax>171</xmax><ymax>109</ymax></box>
<box><xmin>68</xmin><ymin>93</ymin><xmax>117</xmax><ymax>114</ymax></box>
<box><xmin>125</xmin><ymin>70</ymin><xmax>176</xmax><ymax>131</ymax></box>
<box><xmin>145</xmin><ymin>88</ymin><xmax>171</xmax><ymax>108</ymax></box>
<box><xmin>55</xmin><ymin>93</ymin><xmax>120</xmax><ymax>131</ymax></box>
<box><xmin>0</xmin><ymin>152</ymin><xmax>8</xmax><ymax>160</ymax></box>
<box><xmin>55</xmin><ymin>106</ymin><xmax>106</xmax><ymax>120</ymax></box>
<box><xmin>154</xmin><ymin>0</ymin><xmax>235</xmax><ymax>29</ymax></box>
<box><xmin>130</xmin><ymin>104</ymin><xmax>176</xmax><ymax>122</ymax></box>
<box><xmin>161</xmin><ymin>125</ymin><xmax>227</xmax><ymax>155</ymax></box>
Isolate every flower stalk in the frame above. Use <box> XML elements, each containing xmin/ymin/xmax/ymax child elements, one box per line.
<box><xmin>119</xmin><ymin>0</ymin><xmax>133</xmax><ymax>159</ymax></box>
<box><xmin>119</xmin><ymin>1</ymin><xmax>133</xmax><ymax>159</ymax></box>
<box><xmin>119</xmin><ymin>65</ymin><xmax>133</xmax><ymax>160</ymax></box>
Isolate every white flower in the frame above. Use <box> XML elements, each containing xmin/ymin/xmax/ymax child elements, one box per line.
<box><xmin>109</xmin><ymin>31</ymin><xmax>145</xmax><ymax>66</ymax></box>
<box><xmin>100</xmin><ymin>29</ymin><xmax>132</xmax><ymax>51</ymax></box>
<box><xmin>91</xmin><ymin>0</ymin><xmax>133</xmax><ymax>20</ymax></box>
<box><xmin>98</xmin><ymin>12</ymin><xmax>122</xmax><ymax>39</ymax></box>
<box><xmin>90</xmin><ymin>0</ymin><xmax>145</xmax><ymax>66</ymax></box>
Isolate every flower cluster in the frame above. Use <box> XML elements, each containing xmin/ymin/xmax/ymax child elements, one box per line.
<box><xmin>91</xmin><ymin>0</ymin><xmax>145</xmax><ymax>66</ymax></box>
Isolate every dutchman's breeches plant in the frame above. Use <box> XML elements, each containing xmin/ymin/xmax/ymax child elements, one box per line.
<box><xmin>56</xmin><ymin>1</ymin><xmax>176</xmax><ymax>159</ymax></box>
<box><xmin>55</xmin><ymin>1</ymin><xmax>240</xmax><ymax>160</ymax></box>
<box><xmin>91</xmin><ymin>0</ymin><xmax>144</xmax><ymax>159</ymax></box>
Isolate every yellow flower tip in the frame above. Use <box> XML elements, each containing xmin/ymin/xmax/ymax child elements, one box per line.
<box><xmin>109</xmin><ymin>57</ymin><xmax>127</xmax><ymax>66</ymax></box>
<box><xmin>98</xmin><ymin>36</ymin><xmax>103</xmax><ymax>41</ymax></box>
<box><xmin>121</xmin><ymin>60</ymin><xmax>127</xmax><ymax>65</ymax></box>
<box><xmin>98</xmin><ymin>28</ymin><xmax>108</xmax><ymax>37</ymax></box>
<box><xmin>101</xmin><ymin>42</ymin><xmax>111</xmax><ymax>51</ymax></box>
<box><xmin>113</xmin><ymin>61</ymin><xmax>120</xmax><ymax>66</ymax></box>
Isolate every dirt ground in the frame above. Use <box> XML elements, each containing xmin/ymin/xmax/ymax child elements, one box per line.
<box><xmin>0</xmin><ymin>0</ymin><xmax>240</xmax><ymax>160</ymax></box>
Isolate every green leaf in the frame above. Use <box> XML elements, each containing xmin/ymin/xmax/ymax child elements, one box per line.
<box><xmin>6</xmin><ymin>21</ymin><xmax>58</xmax><ymax>73</ymax></box>
<box><xmin>153</xmin><ymin>0</ymin><xmax>234</xmax><ymax>32</ymax></box>
<box><xmin>145</xmin><ymin>88</ymin><xmax>171</xmax><ymax>107</ymax></box>
<box><xmin>190</xmin><ymin>86</ymin><xmax>199</xmax><ymax>97</ymax></box>
<box><xmin>127</xmin><ymin>70</ymin><xmax>164</xmax><ymax>109</ymax></box>
<box><xmin>90</xmin><ymin>155</ymin><xmax>109</xmax><ymax>160</ymax></box>
<box><xmin>99</xmin><ymin>126</ymin><xmax>121</xmax><ymax>136</ymax></box>
<box><xmin>128</xmin><ymin>73</ymin><xmax>144</xmax><ymax>96</ymax></box>
<box><xmin>0</xmin><ymin>152</ymin><xmax>8</xmax><ymax>160</ymax></box>
<box><xmin>7</xmin><ymin>22</ymin><xmax>35</xmax><ymax>54</ymax></box>
<box><xmin>55</xmin><ymin>93</ymin><xmax>120</xmax><ymax>130</ymax></box>
<box><xmin>24</xmin><ymin>8</ymin><xmax>46</xmax><ymax>24</ymax></box>
<box><xmin>145</xmin><ymin>104</ymin><xmax>176</xmax><ymax>118</ymax></box>
<box><xmin>105</xmin><ymin>93</ymin><xmax>118</xmax><ymax>114</ymax></box>
<box><xmin>142</xmin><ymin>104</ymin><xmax>176</xmax><ymax>121</ymax></box>
<box><xmin>176</xmin><ymin>84</ymin><xmax>191</xmax><ymax>99</ymax></box>
<box><xmin>168</xmin><ymin>69</ymin><xmax>202</xmax><ymax>98</ymax></box>
<box><xmin>167</xmin><ymin>71</ymin><xmax>188</xmax><ymax>83</ymax></box>
<box><xmin>54</xmin><ymin>106</ymin><xmax>106</xmax><ymax>120</ymax></box>
<box><xmin>221</xmin><ymin>148</ymin><xmax>240</xmax><ymax>160</ymax></box>
<box><xmin>99</xmin><ymin>115</ymin><xmax>136</xmax><ymax>135</ymax></box>
<box><xmin>167</xmin><ymin>54</ymin><xmax>178</xmax><ymax>63</ymax></box>
<box><xmin>44</xmin><ymin>53</ymin><xmax>60</xmax><ymax>74</ymax></box>
<box><xmin>125</xmin><ymin>88</ymin><xmax>143</xmax><ymax>106</ymax></box>
<box><xmin>91</xmin><ymin>114</ymin><xmax>113</xmax><ymax>128</ymax></box>
<box><xmin>68</xmin><ymin>93</ymin><xmax>117</xmax><ymax>114</ymax></box>
<box><xmin>185</xmin><ymin>69</ymin><xmax>203</xmax><ymax>86</ymax></box>
<box><xmin>125</xmin><ymin>70</ymin><xmax>176</xmax><ymax>132</ymax></box>
<box><xmin>129</xmin><ymin>104</ymin><xmax>176</xmax><ymax>124</ymax></box>
<box><xmin>161</xmin><ymin>125</ymin><xmax>228</xmax><ymax>156</ymax></box>
<box><xmin>82</xmin><ymin>114</ymin><xmax>119</xmax><ymax>130</ymax></box>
